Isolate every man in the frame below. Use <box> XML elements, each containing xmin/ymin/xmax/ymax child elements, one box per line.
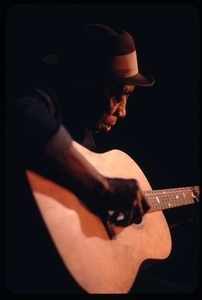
<box><xmin>7</xmin><ymin>23</ymin><xmax>155</xmax><ymax>221</ymax></box>
<box><xmin>6</xmin><ymin>23</ymin><xmax>156</xmax><ymax>293</ymax></box>
<box><xmin>6</xmin><ymin>23</ymin><xmax>198</xmax><ymax>294</ymax></box>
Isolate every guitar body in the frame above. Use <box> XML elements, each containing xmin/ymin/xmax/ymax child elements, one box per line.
<box><xmin>26</xmin><ymin>141</ymin><xmax>172</xmax><ymax>294</ymax></box>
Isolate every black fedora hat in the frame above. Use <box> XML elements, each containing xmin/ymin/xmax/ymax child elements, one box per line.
<box><xmin>44</xmin><ymin>23</ymin><xmax>155</xmax><ymax>87</ymax></box>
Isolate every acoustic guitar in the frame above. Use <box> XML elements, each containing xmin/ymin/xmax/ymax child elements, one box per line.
<box><xmin>26</xmin><ymin>141</ymin><xmax>199</xmax><ymax>294</ymax></box>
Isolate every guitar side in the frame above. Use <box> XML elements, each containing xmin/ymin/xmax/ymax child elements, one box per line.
<box><xmin>26</xmin><ymin>141</ymin><xmax>172</xmax><ymax>293</ymax></box>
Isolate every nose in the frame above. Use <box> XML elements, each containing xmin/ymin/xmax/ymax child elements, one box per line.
<box><xmin>115</xmin><ymin>97</ymin><xmax>127</xmax><ymax>118</ymax></box>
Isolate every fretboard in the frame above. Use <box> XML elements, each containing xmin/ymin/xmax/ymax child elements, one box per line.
<box><xmin>144</xmin><ymin>186</ymin><xmax>200</xmax><ymax>212</ymax></box>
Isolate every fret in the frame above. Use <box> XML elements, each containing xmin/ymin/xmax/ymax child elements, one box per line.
<box><xmin>144</xmin><ymin>186</ymin><xmax>199</xmax><ymax>213</ymax></box>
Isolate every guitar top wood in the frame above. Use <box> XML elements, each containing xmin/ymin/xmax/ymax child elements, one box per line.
<box><xmin>26</xmin><ymin>141</ymin><xmax>172</xmax><ymax>293</ymax></box>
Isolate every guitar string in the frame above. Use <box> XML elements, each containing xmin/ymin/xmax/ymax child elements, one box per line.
<box><xmin>144</xmin><ymin>187</ymin><xmax>198</xmax><ymax>212</ymax></box>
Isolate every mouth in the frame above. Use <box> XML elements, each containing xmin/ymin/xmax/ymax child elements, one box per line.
<box><xmin>103</xmin><ymin>124</ymin><xmax>112</xmax><ymax>132</ymax></box>
<box><xmin>100</xmin><ymin>120</ymin><xmax>117</xmax><ymax>132</ymax></box>
<box><xmin>91</xmin><ymin>122</ymin><xmax>115</xmax><ymax>134</ymax></box>
<box><xmin>92</xmin><ymin>115</ymin><xmax>117</xmax><ymax>134</ymax></box>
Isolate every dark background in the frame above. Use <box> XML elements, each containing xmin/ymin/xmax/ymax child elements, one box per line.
<box><xmin>4</xmin><ymin>3</ymin><xmax>200</xmax><ymax>295</ymax></box>
<box><xmin>6</xmin><ymin>3</ymin><xmax>199</xmax><ymax>190</ymax></box>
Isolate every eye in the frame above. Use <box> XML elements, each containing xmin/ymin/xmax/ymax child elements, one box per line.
<box><xmin>111</xmin><ymin>97</ymin><xmax>121</xmax><ymax>105</ymax></box>
<box><xmin>108</xmin><ymin>84</ymin><xmax>133</xmax><ymax>98</ymax></box>
<box><xmin>112</xmin><ymin>91</ymin><xmax>133</xmax><ymax>102</ymax></box>
<box><xmin>101</xmin><ymin>82</ymin><xmax>134</xmax><ymax>100</ymax></box>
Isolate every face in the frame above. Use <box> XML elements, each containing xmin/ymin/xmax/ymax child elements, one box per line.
<box><xmin>91</xmin><ymin>83</ymin><xmax>135</xmax><ymax>134</ymax></box>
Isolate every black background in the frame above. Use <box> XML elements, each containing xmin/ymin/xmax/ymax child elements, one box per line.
<box><xmin>6</xmin><ymin>3</ymin><xmax>199</xmax><ymax>190</ymax></box>
<box><xmin>4</xmin><ymin>3</ymin><xmax>200</xmax><ymax>295</ymax></box>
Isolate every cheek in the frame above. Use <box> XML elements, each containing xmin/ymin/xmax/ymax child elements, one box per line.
<box><xmin>107</xmin><ymin>98</ymin><xmax>128</xmax><ymax>116</ymax></box>
<box><xmin>107</xmin><ymin>99</ymin><xmax>119</xmax><ymax>114</ymax></box>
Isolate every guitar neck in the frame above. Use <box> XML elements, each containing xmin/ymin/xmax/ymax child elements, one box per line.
<box><xmin>145</xmin><ymin>186</ymin><xmax>199</xmax><ymax>212</ymax></box>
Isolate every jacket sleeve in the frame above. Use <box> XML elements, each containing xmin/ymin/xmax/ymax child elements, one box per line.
<box><xmin>7</xmin><ymin>86</ymin><xmax>72</xmax><ymax>158</ymax></box>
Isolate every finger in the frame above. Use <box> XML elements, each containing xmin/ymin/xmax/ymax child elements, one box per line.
<box><xmin>142</xmin><ymin>198</ymin><xmax>150</xmax><ymax>212</ymax></box>
<box><xmin>133</xmin><ymin>190</ymin><xmax>144</xmax><ymax>215</ymax></box>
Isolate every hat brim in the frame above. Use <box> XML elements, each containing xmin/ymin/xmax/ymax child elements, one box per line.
<box><xmin>43</xmin><ymin>54</ymin><xmax>155</xmax><ymax>87</ymax></box>
<box><xmin>109</xmin><ymin>65</ymin><xmax>155</xmax><ymax>87</ymax></box>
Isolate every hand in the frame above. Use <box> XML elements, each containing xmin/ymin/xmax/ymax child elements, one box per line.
<box><xmin>105</xmin><ymin>178</ymin><xmax>150</xmax><ymax>226</ymax></box>
<box><xmin>85</xmin><ymin>177</ymin><xmax>150</xmax><ymax>227</ymax></box>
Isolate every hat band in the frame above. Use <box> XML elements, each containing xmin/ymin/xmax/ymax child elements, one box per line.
<box><xmin>108</xmin><ymin>51</ymin><xmax>139</xmax><ymax>78</ymax></box>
